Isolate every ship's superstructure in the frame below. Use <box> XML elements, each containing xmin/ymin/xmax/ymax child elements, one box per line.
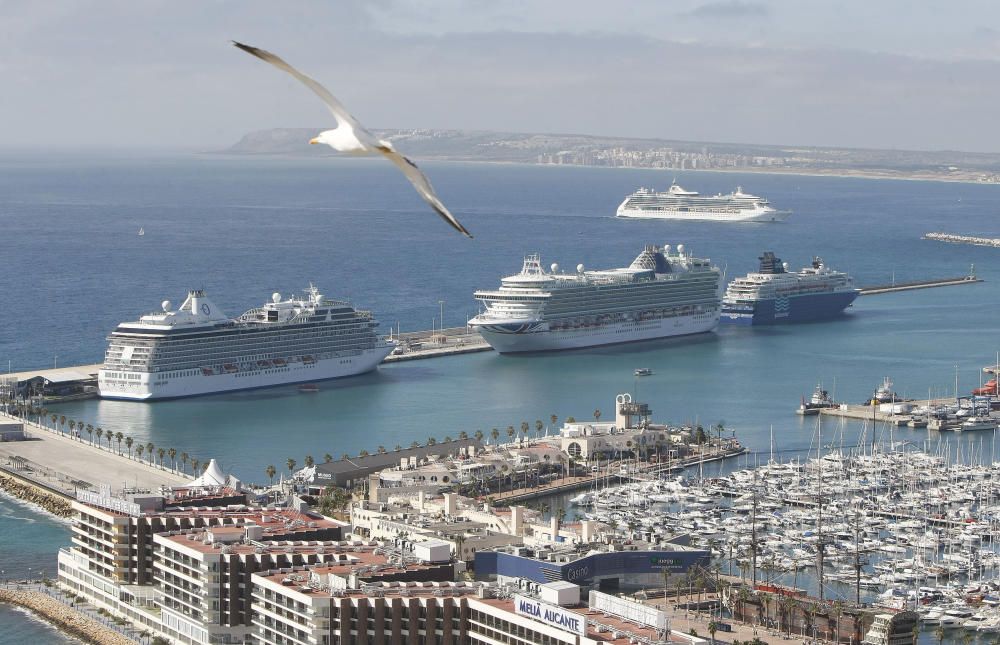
<box><xmin>721</xmin><ymin>252</ymin><xmax>859</xmax><ymax>324</ymax></box>
<box><xmin>469</xmin><ymin>244</ymin><xmax>721</xmax><ymax>353</ymax></box>
<box><xmin>98</xmin><ymin>285</ymin><xmax>393</xmax><ymax>400</ymax></box>
<box><xmin>616</xmin><ymin>183</ymin><xmax>788</xmax><ymax>222</ymax></box>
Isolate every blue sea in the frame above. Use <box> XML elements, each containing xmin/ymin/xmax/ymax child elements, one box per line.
<box><xmin>1</xmin><ymin>152</ymin><xmax>1000</xmax><ymax>642</ymax></box>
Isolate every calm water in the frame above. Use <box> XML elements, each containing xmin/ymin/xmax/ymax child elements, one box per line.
<box><xmin>1</xmin><ymin>152</ymin><xmax>999</xmax><ymax>641</ymax></box>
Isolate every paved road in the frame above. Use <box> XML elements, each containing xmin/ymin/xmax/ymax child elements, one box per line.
<box><xmin>0</xmin><ymin>413</ymin><xmax>189</xmax><ymax>494</ymax></box>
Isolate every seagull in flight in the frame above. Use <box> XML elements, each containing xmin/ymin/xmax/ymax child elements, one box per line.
<box><xmin>233</xmin><ymin>41</ymin><xmax>472</xmax><ymax>238</ymax></box>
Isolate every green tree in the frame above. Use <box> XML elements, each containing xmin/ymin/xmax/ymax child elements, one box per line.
<box><xmin>95</xmin><ymin>427</ymin><xmax>104</xmax><ymax>447</ymax></box>
<box><xmin>458</xmin><ymin>431</ymin><xmax>469</xmax><ymax>440</ymax></box>
<box><xmin>191</xmin><ymin>458</ymin><xmax>200</xmax><ymax>473</ymax></box>
<box><xmin>85</xmin><ymin>424</ymin><xmax>94</xmax><ymax>444</ymax></box>
<box><xmin>115</xmin><ymin>431</ymin><xmax>124</xmax><ymax>454</ymax></box>
<box><xmin>304</xmin><ymin>455</ymin><xmax>314</xmax><ymax>468</ymax></box>
<box><xmin>427</xmin><ymin>437</ymin><xmax>437</xmax><ymax>446</ymax></box>
<box><xmin>323</xmin><ymin>453</ymin><xmax>333</xmax><ymax>463</ymax></box>
<box><xmin>265</xmin><ymin>464</ymin><xmax>276</xmax><ymax>485</ymax></box>
<box><xmin>59</xmin><ymin>415</ymin><xmax>66</xmax><ymax>434</ymax></box>
<box><xmin>145</xmin><ymin>442</ymin><xmax>154</xmax><ymax>463</ymax></box>
<box><xmin>180</xmin><ymin>452</ymin><xmax>189</xmax><ymax>473</ymax></box>
<box><xmin>377</xmin><ymin>445</ymin><xmax>387</xmax><ymax>454</ymax></box>
<box><xmin>443</xmin><ymin>436</ymin><xmax>453</xmax><ymax>443</ymax></box>
<box><xmin>359</xmin><ymin>449</ymin><xmax>370</xmax><ymax>457</ymax></box>
<box><xmin>68</xmin><ymin>420</ymin><xmax>76</xmax><ymax>437</ymax></box>
<box><xmin>566</xmin><ymin>416</ymin><xmax>576</xmax><ymax>423</ymax></box>
<box><xmin>708</xmin><ymin>621</ymin><xmax>718</xmax><ymax>645</ymax></box>
<box><xmin>506</xmin><ymin>425</ymin><xmax>516</xmax><ymax>442</ymax></box>
<box><xmin>410</xmin><ymin>441</ymin><xmax>420</xmax><ymax>449</ymax></box>
<box><xmin>535</xmin><ymin>419</ymin><xmax>544</xmax><ymax>436</ymax></box>
<box><xmin>593</xmin><ymin>409</ymin><xmax>601</xmax><ymax>421</ymax></box>
<box><xmin>136</xmin><ymin>444</ymin><xmax>144</xmax><ymax>461</ymax></box>
<box><xmin>286</xmin><ymin>458</ymin><xmax>297</xmax><ymax>474</ymax></box>
<box><xmin>519</xmin><ymin>421</ymin><xmax>529</xmax><ymax>441</ymax></box>
<box><xmin>474</xmin><ymin>429</ymin><xmax>484</xmax><ymax>442</ymax></box>
<box><xmin>125</xmin><ymin>436</ymin><xmax>134</xmax><ymax>457</ymax></box>
<box><xmin>157</xmin><ymin>447</ymin><xmax>165</xmax><ymax>466</ymax></box>
<box><xmin>168</xmin><ymin>448</ymin><xmax>177</xmax><ymax>470</ymax></box>
<box><xmin>490</xmin><ymin>427</ymin><xmax>500</xmax><ymax>444</ymax></box>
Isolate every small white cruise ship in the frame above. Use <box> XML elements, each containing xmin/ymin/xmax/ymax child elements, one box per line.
<box><xmin>98</xmin><ymin>286</ymin><xmax>393</xmax><ymax>400</ymax></box>
<box><xmin>616</xmin><ymin>183</ymin><xmax>788</xmax><ymax>222</ymax></box>
<box><xmin>469</xmin><ymin>244</ymin><xmax>721</xmax><ymax>353</ymax></box>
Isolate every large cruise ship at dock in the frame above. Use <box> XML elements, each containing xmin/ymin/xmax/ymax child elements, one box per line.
<box><xmin>469</xmin><ymin>244</ymin><xmax>722</xmax><ymax>353</ymax></box>
<box><xmin>616</xmin><ymin>183</ymin><xmax>788</xmax><ymax>222</ymax></box>
<box><xmin>98</xmin><ymin>286</ymin><xmax>393</xmax><ymax>400</ymax></box>
<box><xmin>721</xmin><ymin>252</ymin><xmax>859</xmax><ymax>325</ymax></box>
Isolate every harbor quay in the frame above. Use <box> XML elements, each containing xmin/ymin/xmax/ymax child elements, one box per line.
<box><xmin>0</xmin><ymin>410</ymin><xmax>188</xmax><ymax>497</ymax></box>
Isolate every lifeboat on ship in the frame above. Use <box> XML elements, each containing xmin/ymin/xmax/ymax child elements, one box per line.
<box><xmin>972</xmin><ymin>379</ymin><xmax>998</xmax><ymax>396</ymax></box>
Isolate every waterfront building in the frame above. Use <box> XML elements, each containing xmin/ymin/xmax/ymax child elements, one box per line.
<box><xmin>309</xmin><ymin>438</ymin><xmax>480</xmax><ymax>490</ymax></box>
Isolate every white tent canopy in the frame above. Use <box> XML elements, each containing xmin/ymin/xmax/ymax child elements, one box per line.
<box><xmin>185</xmin><ymin>458</ymin><xmax>241</xmax><ymax>489</ymax></box>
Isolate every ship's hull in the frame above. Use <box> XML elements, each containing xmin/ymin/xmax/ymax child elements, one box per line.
<box><xmin>616</xmin><ymin>206</ymin><xmax>789</xmax><ymax>222</ymax></box>
<box><xmin>720</xmin><ymin>290</ymin><xmax>859</xmax><ymax>325</ymax></box>
<box><xmin>473</xmin><ymin>311</ymin><xmax>719</xmax><ymax>353</ymax></box>
<box><xmin>99</xmin><ymin>346</ymin><xmax>393</xmax><ymax>400</ymax></box>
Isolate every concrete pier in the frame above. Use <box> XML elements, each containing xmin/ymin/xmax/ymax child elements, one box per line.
<box><xmin>858</xmin><ymin>275</ymin><xmax>981</xmax><ymax>295</ymax></box>
<box><xmin>0</xmin><ymin>412</ymin><xmax>189</xmax><ymax>497</ymax></box>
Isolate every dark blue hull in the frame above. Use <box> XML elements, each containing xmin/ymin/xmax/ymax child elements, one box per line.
<box><xmin>721</xmin><ymin>290</ymin><xmax>859</xmax><ymax>325</ymax></box>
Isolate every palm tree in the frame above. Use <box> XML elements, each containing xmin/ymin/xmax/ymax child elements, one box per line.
<box><xmin>304</xmin><ymin>455</ymin><xmax>314</xmax><ymax>468</ymax></box>
<box><xmin>59</xmin><ymin>415</ymin><xmax>66</xmax><ymax>435</ymax></box>
<box><xmin>358</xmin><ymin>449</ymin><xmax>370</xmax><ymax>457</ymax></box>
<box><xmin>566</xmin><ymin>416</ymin><xmax>576</xmax><ymax>423</ymax></box>
<box><xmin>474</xmin><ymin>429</ymin><xmax>484</xmax><ymax>442</ymax></box>
<box><xmin>555</xmin><ymin>506</ymin><xmax>566</xmax><ymax>535</ymax></box>
<box><xmin>377</xmin><ymin>445</ymin><xmax>387</xmax><ymax>454</ymax></box>
<box><xmin>136</xmin><ymin>444</ymin><xmax>144</xmax><ymax>461</ymax></box>
<box><xmin>125</xmin><ymin>436</ymin><xmax>134</xmax><ymax>457</ymax></box>
<box><xmin>593</xmin><ymin>409</ymin><xmax>601</xmax><ymax>421</ymax></box>
<box><xmin>324</xmin><ymin>453</ymin><xmax>333</xmax><ymax>463</ymax></box>
<box><xmin>443</xmin><ymin>435</ymin><xmax>453</xmax><ymax>443</ymax></box>
<box><xmin>458</xmin><ymin>431</ymin><xmax>468</xmax><ymax>440</ymax></box>
<box><xmin>519</xmin><ymin>421</ymin><xmax>529</xmax><ymax>442</ymax></box>
<box><xmin>145</xmin><ymin>442</ymin><xmax>154</xmax><ymax>463</ymax></box>
<box><xmin>535</xmin><ymin>419</ymin><xmax>544</xmax><ymax>437</ymax></box>
<box><xmin>115</xmin><ymin>431</ymin><xmax>124</xmax><ymax>454</ymax></box>
<box><xmin>550</xmin><ymin>413</ymin><xmax>558</xmax><ymax>428</ymax></box>
<box><xmin>157</xmin><ymin>448</ymin><xmax>166</xmax><ymax>467</ymax></box>
<box><xmin>934</xmin><ymin>624</ymin><xmax>945</xmax><ymax>645</ymax></box>
<box><xmin>85</xmin><ymin>424</ymin><xmax>94</xmax><ymax>444</ymax></box>
<box><xmin>50</xmin><ymin>414</ymin><xmax>58</xmax><ymax>430</ymax></box>
<box><xmin>191</xmin><ymin>458</ymin><xmax>200</xmax><ymax>474</ymax></box>
<box><xmin>490</xmin><ymin>427</ymin><xmax>500</xmax><ymax>444</ymax></box>
<box><xmin>506</xmin><ymin>425</ymin><xmax>515</xmax><ymax>442</ymax></box>
<box><xmin>68</xmin><ymin>420</ymin><xmax>76</xmax><ymax>438</ymax></box>
<box><xmin>265</xmin><ymin>464</ymin><xmax>276</xmax><ymax>485</ymax></box>
<box><xmin>286</xmin><ymin>458</ymin><xmax>296</xmax><ymax>474</ymax></box>
<box><xmin>168</xmin><ymin>448</ymin><xmax>177</xmax><ymax>470</ymax></box>
<box><xmin>180</xmin><ymin>452</ymin><xmax>189</xmax><ymax>473</ymax></box>
<box><xmin>427</xmin><ymin>437</ymin><xmax>437</xmax><ymax>446</ymax></box>
<box><xmin>95</xmin><ymin>427</ymin><xmax>104</xmax><ymax>447</ymax></box>
<box><xmin>410</xmin><ymin>441</ymin><xmax>420</xmax><ymax>449</ymax></box>
<box><xmin>342</xmin><ymin>453</ymin><xmax>350</xmax><ymax>460</ymax></box>
<box><xmin>707</xmin><ymin>621</ymin><xmax>718</xmax><ymax>645</ymax></box>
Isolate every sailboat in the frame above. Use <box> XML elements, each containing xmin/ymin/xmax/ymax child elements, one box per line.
<box><xmin>138</xmin><ymin>227</ymin><xmax>145</xmax><ymax>236</ymax></box>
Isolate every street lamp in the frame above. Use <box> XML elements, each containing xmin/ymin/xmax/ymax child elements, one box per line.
<box><xmin>438</xmin><ymin>300</ymin><xmax>445</xmax><ymax>334</ymax></box>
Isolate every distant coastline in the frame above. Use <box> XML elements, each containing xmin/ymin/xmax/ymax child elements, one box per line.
<box><xmin>218</xmin><ymin>127</ymin><xmax>1000</xmax><ymax>186</ymax></box>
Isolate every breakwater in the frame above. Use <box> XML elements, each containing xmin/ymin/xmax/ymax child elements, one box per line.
<box><xmin>0</xmin><ymin>472</ymin><xmax>72</xmax><ymax>517</ymax></box>
<box><xmin>858</xmin><ymin>275</ymin><xmax>981</xmax><ymax>295</ymax></box>
<box><xmin>0</xmin><ymin>588</ymin><xmax>134</xmax><ymax>645</ymax></box>
<box><xmin>924</xmin><ymin>231</ymin><xmax>1000</xmax><ymax>248</ymax></box>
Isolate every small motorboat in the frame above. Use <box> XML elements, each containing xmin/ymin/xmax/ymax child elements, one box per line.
<box><xmin>298</xmin><ymin>383</ymin><xmax>319</xmax><ymax>393</ymax></box>
<box><xmin>634</xmin><ymin>368</ymin><xmax>653</xmax><ymax>377</ymax></box>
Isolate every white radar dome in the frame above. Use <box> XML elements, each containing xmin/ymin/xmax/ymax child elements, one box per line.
<box><xmin>663</xmin><ymin>244</ymin><xmax>671</xmax><ymax>254</ymax></box>
<box><xmin>550</xmin><ymin>263</ymin><xmax>559</xmax><ymax>273</ymax></box>
<box><xmin>161</xmin><ymin>300</ymin><xmax>171</xmax><ymax>312</ymax></box>
<box><xmin>272</xmin><ymin>292</ymin><xmax>281</xmax><ymax>304</ymax></box>
<box><xmin>783</xmin><ymin>262</ymin><xmax>790</xmax><ymax>271</ymax></box>
<box><xmin>577</xmin><ymin>263</ymin><xmax>585</xmax><ymax>273</ymax></box>
<box><xmin>677</xmin><ymin>244</ymin><xmax>685</xmax><ymax>256</ymax></box>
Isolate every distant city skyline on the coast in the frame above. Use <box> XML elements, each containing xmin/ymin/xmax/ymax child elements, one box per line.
<box><xmin>4</xmin><ymin>1</ymin><xmax>1000</xmax><ymax>151</ymax></box>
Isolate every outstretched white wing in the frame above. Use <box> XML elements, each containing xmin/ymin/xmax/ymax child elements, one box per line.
<box><xmin>381</xmin><ymin>148</ymin><xmax>473</xmax><ymax>238</ymax></box>
<box><xmin>233</xmin><ymin>41</ymin><xmax>368</xmax><ymax>137</ymax></box>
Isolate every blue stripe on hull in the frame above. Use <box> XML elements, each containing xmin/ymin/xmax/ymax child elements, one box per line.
<box><xmin>721</xmin><ymin>291</ymin><xmax>859</xmax><ymax>325</ymax></box>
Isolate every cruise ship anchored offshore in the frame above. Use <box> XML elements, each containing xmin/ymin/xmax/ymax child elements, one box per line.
<box><xmin>469</xmin><ymin>244</ymin><xmax>722</xmax><ymax>353</ymax></box>
<box><xmin>616</xmin><ymin>182</ymin><xmax>788</xmax><ymax>222</ymax></box>
<box><xmin>721</xmin><ymin>252</ymin><xmax>860</xmax><ymax>325</ymax></box>
<box><xmin>98</xmin><ymin>286</ymin><xmax>393</xmax><ymax>400</ymax></box>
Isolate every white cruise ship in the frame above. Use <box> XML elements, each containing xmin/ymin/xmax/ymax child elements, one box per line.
<box><xmin>469</xmin><ymin>244</ymin><xmax>721</xmax><ymax>353</ymax></box>
<box><xmin>616</xmin><ymin>183</ymin><xmax>788</xmax><ymax>222</ymax></box>
<box><xmin>98</xmin><ymin>286</ymin><xmax>393</xmax><ymax>400</ymax></box>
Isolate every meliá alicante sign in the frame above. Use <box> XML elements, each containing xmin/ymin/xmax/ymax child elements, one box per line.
<box><xmin>513</xmin><ymin>594</ymin><xmax>587</xmax><ymax>636</ymax></box>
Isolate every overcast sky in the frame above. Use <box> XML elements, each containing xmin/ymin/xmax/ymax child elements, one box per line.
<box><xmin>4</xmin><ymin>0</ymin><xmax>1000</xmax><ymax>152</ymax></box>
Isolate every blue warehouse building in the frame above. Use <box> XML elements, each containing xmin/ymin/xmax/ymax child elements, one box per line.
<box><xmin>474</xmin><ymin>546</ymin><xmax>710</xmax><ymax>592</ymax></box>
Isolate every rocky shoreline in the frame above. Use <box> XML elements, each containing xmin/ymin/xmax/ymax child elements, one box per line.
<box><xmin>0</xmin><ymin>588</ymin><xmax>134</xmax><ymax>645</ymax></box>
<box><xmin>0</xmin><ymin>472</ymin><xmax>72</xmax><ymax>517</ymax></box>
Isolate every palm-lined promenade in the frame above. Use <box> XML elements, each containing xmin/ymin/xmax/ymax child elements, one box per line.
<box><xmin>0</xmin><ymin>409</ymin><xmax>190</xmax><ymax>497</ymax></box>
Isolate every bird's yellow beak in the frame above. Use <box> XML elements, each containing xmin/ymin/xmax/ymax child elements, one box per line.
<box><xmin>309</xmin><ymin>137</ymin><xmax>320</xmax><ymax>145</ymax></box>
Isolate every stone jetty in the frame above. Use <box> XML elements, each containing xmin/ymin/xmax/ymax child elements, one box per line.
<box><xmin>0</xmin><ymin>472</ymin><xmax>72</xmax><ymax>517</ymax></box>
<box><xmin>0</xmin><ymin>588</ymin><xmax>134</xmax><ymax>645</ymax></box>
